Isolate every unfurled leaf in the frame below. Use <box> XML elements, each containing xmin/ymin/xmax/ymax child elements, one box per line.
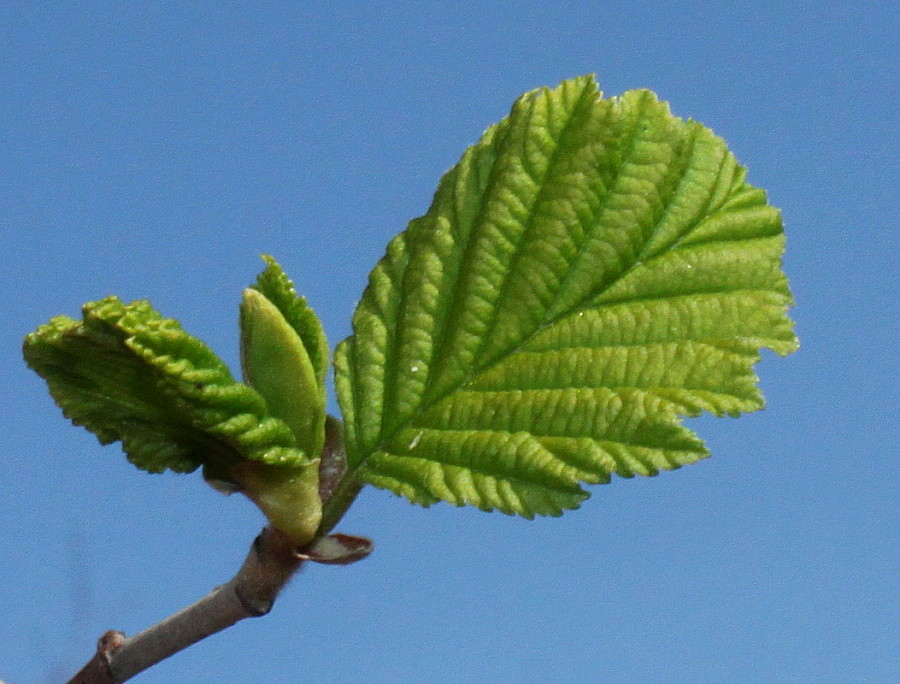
<box><xmin>334</xmin><ymin>75</ymin><xmax>797</xmax><ymax>518</ymax></box>
<box><xmin>24</xmin><ymin>297</ymin><xmax>311</xmax><ymax>475</ymax></box>
<box><xmin>24</xmin><ymin>295</ymin><xmax>324</xmax><ymax>542</ymax></box>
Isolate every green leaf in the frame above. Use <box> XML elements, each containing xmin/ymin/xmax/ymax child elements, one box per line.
<box><xmin>23</xmin><ymin>296</ymin><xmax>311</xmax><ymax>476</ymax></box>
<box><xmin>251</xmin><ymin>255</ymin><xmax>329</xmax><ymax>388</ymax></box>
<box><xmin>334</xmin><ymin>75</ymin><xmax>797</xmax><ymax>518</ymax></box>
<box><xmin>240</xmin><ymin>287</ymin><xmax>324</xmax><ymax>457</ymax></box>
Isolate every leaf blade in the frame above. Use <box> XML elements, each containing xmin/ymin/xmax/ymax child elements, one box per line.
<box><xmin>241</xmin><ymin>287</ymin><xmax>324</xmax><ymax>457</ymax></box>
<box><xmin>335</xmin><ymin>75</ymin><xmax>797</xmax><ymax>517</ymax></box>
<box><xmin>23</xmin><ymin>296</ymin><xmax>310</xmax><ymax>476</ymax></box>
<box><xmin>251</xmin><ymin>255</ymin><xmax>329</xmax><ymax>387</ymax></box>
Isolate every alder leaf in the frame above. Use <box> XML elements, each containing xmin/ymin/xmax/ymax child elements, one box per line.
<box><xmin>241</xmin><ymin>256</ymin><xmax>328</xmax><ymax>457</ymax></box>
<box><xmin>249</xmin><ymin>255</ymin><xmax>329</xmax><ymax>388</ymax></box>
<box><xmin>334</xmin><ymin>75</ymin><xmax>797</xmax><ymax>518</ymax></box>
<box><xmin>23</xmin><ymin>296</ymin><xmax>311</xmax><ymax>476</ymax></box>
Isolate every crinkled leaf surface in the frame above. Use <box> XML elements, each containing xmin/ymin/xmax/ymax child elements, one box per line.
<box><xmin>24</xmin><ymin>296</ymin><xmax>311</xmax><ymax>475</ymax></box>
<box><xmin>334</xmin><ymin>75</ymin><xmax>797</xmax><ymax>518</ymax></box>
<box><xmin>241</xmin><ymin>257</ymin><xmax>328</xmax><ymax>457</ymax></box>
<box><xmin>250</xmin><ymin>255</ymin><xmax>329</xmax><ymax>388</ymax></box>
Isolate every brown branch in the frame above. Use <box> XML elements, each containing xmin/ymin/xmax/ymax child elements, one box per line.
<box><xmin>69</xmin><ymin>526</ymin><xmax>303</xmax><ymax>684</ymax></box>
<box><xmin>67</xmin><ymin>419</ymin><xmax>372</xmax><ymax>683</ymax></box>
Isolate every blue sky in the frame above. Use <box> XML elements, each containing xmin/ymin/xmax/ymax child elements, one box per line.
<box><xmin>1</xmin><ymin>3</ymin><xmax>897</xmax><ymax>682</ymax></box>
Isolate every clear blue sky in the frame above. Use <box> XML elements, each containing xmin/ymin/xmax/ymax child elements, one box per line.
<box><xmin>2</xmin><ymin>3</ymin><xmax>897</xmax><ymax>682</ymax></box>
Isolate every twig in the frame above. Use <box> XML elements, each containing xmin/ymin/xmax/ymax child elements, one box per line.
<box><xmin>67</xmin><ymin>419</ymin><xmax>372</xmax><ymax>683</ymax></box>
<box><xmin>69</xmin><ymin>526</ymin><xmax>303</xmax><ymax>684</ymax></box>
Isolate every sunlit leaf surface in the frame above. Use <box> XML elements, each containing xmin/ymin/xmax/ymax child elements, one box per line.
<box><xmin>335</xmin><ymin>75</ymin><xmax>797</xmax><ymax>517</ymax></box>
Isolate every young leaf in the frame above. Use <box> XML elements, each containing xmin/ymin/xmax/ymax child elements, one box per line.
<box><xmin>250</xmin><ymin>255</ymin><xmax>329</xmax><ymax>388</ymax></box>
<box><xmin>23</xmin><ymin>296</ymin><xmax>311</xmax><ymax>476</ymax></box>
<box><xmin>240</xmin><ymin>287</ymin><xmax>324</xmax><ymax>457</ymax></box>
<box><xmin>334</xmin><ymin>75</ymin><xmax>797</xmax><ymax>518</ymax></box>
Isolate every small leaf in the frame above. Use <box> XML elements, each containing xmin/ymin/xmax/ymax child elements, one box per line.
<box><xmin>23</xmin><ymin>296</ymin><xmax>310</xmax><ymax>475</ymax></box>
<box><xmin>251</xmin><ymin>255</ymin><xmax>329</xmax><ymax>388</ymax></box>
<box><xmin>240</xmin><ymin>288</ymin><xmax>324</xmax><ymax>457</ymax></box>
<box><xmin>334</xmin><ymin>75</ymin><xmax>797</xmax><ymax>518</ymax></box>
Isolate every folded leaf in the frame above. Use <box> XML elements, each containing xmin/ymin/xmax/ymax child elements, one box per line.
<box><xmin>240</xmin><ymin>286</ymin><xmax>324</xmax><ymax>458</ymax></box>
<box><xmin>23</xmin><ymin>296</ymin><xmax>311</xmax><ymax>476</ymax></box>
<box><xmin>250</xmin><ymin>255</ymin><xmax>329</xmax><ymax>389</ymax></box>
<box><xmin>334</xmin><ymin>75</ymin><xmax>797</xmax><ymax>518</ymax></box>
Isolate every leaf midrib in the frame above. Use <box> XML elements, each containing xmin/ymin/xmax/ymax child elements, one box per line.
<box><xmin>362</xmin><ymin>98</ymin><xmax>664</xmax><ymax>458</ymax></box>
<box><xmin>352</xmin><ymin>92</ymin><xmax>751</xmax><ymax>475</ymax></box>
